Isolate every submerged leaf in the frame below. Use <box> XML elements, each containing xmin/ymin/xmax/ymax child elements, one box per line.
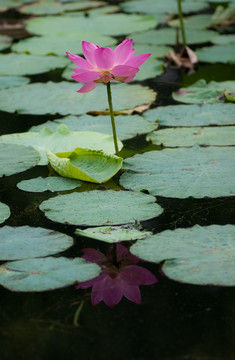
<box><xmin>46</xmin><ymin>148</ymin><xmax>123</xmax><ymax>183</ymax></box>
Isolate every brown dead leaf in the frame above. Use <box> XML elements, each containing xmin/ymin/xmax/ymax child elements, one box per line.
<box><xmin>165</xmin><ymin>46</ymin><xmax>198</xmax><ymax>74</ymax></box>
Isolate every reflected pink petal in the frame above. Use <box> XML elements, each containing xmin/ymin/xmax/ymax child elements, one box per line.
<box><xmin>126</xmin><ymin>53</ymin><xmax>151</xmax><ymax>67</ymax></box>
<box><xmin>116</xmin><ymin>243</ymin><xmax>139</xmax><ymax>264</ymax></box>
<box><xmin>66</xmin><ymin>52</ymin><xmax>92</xmax><ymax>70</ymax></box>
<box><xmin>81</xmin><ymin>41</ymin><xmax>99</xmax><ymax>66</ymax></box>
<box><xmin>123</xmin><ymin>284</ymin><xmax>141</xmax><ymax>304</ymax></box>
<box><xmin>114</xmin><ymin>38</ymin><xmax>133</xmax><ymax>64</ymax></box>
<box><xmin>81</xmin><ymin>248</ymin><xmax>107</xmax><ymax>264</ymax></box>
<box><xmin>94</xmin><ymin>47</ymin><xmax>115</xmax><ymax>69</ymax></box>
<box><xmin>77</xmin><ymin>82</ymin><xmax>98</xmax><ymax>93</ymax></box>
<box><xmin>120</xmin><ymin>265</ymin><xmax>158</xmax><ymax>285</ymax></box>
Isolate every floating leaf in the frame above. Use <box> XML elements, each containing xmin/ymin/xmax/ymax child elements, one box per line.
<box><xmin>19</xmin><ymin>1</ymin><xmax>106</xmax><ymax>15</ymax></box>
<box><xmin>40</xmin><ymin>190</ymin><xmax>163</xmax><ymax>226</ymax></box>
<box><xmin>0</xmin><ymin>76</ymin><xmax>29</xmax><ymax>89</ymax></box>
<box><xmin>143</xmin><ymin>103</ymin><xmax>235</xmax><ymax>126</ymax></box>
<box><xmin>0</xmin><ymin>35</ymin><xmax>12</xmax><ymax>51</ymax></box>
<box><xmin>0</xmin><ymin>226</ymin><xmax>74</xmax><ymax>260</ymax></box>
<box><xmin>0</xmin><ymin>81</ymin><xmax>156</xmax><ymax>115</ymax></box>
<box><xmin>29</xmin><ymin>114</ymin><xmax>158</xmax><ymax>141</ymax></box>
<box><xmin>134</xmin><ymin>44</ymin><xmax>172</xmax><ymax>59</ymax></box>
<box><xmin>120</xmin><ymin>146</ymin><xmax>235</xmax><ymax>198</ymax></box>
<box><xmin>12</xmin><ymin>34</ymin><xmax>116</xmax><ymax>56</ymax></box>
<box><xmin>46</xmin><ymin>148</ymin><xmax>123</xmax><ymax>183</ymax></box>
<box><xmin>0</xmin><ymin>125</ymin><xmax>123</xmax><ymax>165</ymax></box>
<box><xmin>121</xmin><ymin>0</ymin><xmax>208</xmax><ymax>16</ymax></box>
<box><xmin>0</xmin><ymin>54</ymin><xmax>68</xmax><ymax>76</ymax></box>
<box><xmin>0</xmin><ymin>256</ymin><xmax>101</xmax><ymax>291</ymax></box>
<box><xmin>25</xmin><ymin>14</ymin><xmax>157</xmax><ymax>36</ymax></box>
<box><xmin>196</xmin><ymin>45</ymin><xmax>235</xmax><ymax>64</ymax></box>
<box><xmin>212</xmin><ymin>34</ymin><xmax>235</xmax><ymax>45</ymax></box>
<box><xmin>130</xmin><ymin>28</ymin><xmax>217</xmax><ymax>46</ymax></box>
<box><xmin>0</xmin><ymin>143</ymin><xmax>40</xmax><ymax>177</ymax></box>
<box><xmin>17</xmin><ymin>176</ymin><xmax>82</xmax><ymax>192</ymax></box>
<box><xmin>75</xmin><ymin>224</ymin><xmax>152</xmax><ymax>243</ymax></box>
<box><xmin>173</xmin><ymin>79</ymin><xmax>235</xmax><ymax>104</ymax></box>
<box><xmin>224</xmin><ymin>89</ymin><xmax>235</xmax><ymax>103</ymax></box>
<box><xmin>169</xmin><ymin>14</ymin><xmax>213</xmax><ymax>29</ymax></box>
<box><xmin>147</xmin><ymin>126</ymin><xmax>235</xmax><ymax>147</ymax></box>
<box><xmin>0</xmin><ymin>202</ymin><xmax>10</xmax><ymax>224</ymax></box>
<box><xmin>130</xmin><ymin>225</ymin><xmax>235</xmax><ymax>286</ymax></box>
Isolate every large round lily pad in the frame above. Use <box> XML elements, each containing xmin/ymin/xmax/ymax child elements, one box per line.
<box><xmin>212</xmin><ymin>34</ymin><xmax>235</xmax><ymax>45</ymax></box>
<box><xmin>25</xmin><ymin>14</ymin><xmax>157</xmax><ymax>36</ymax></box>
<box><xmin>120</xmin><ymin>146</ymin><xmax>235</xmax><ymax>198</ymax></box>
<box><xmin>75</xmin><ymin>224</ymin><xmax>152</xmax><ymax>243</ymax></box>
<box><xmin>0</xmin><ymin>125</ymin><xmax>123</xmax><ymax>165</ymax></box>
<box><xmin>0</xmin><ymin>143</ymin><xmax>40</xmax><ymax>177</ymax></box>
<box><xmin>143</xmin><ymin>103</ymin><xmax>235</xmax><ymax>127</ymax></box>
<box><xmin>130</xmin><ymin>28</ymin><xmax>217</xmax><ymax>46</ymax></box>
<box><xmin>130</xmin><ymin>225</ymin><xmax>235</xmax><ymax>286</ymax></box>
<box><xmin>121</xmin><ymin>0</ymin><xmax>208</xmax><ymax>16</ymax></box>
<box><xmin>0</xmin><ymin>81</ymin><xmax>156</xmax><ymax>115</ymax></box>
<box><xmin>196</xmin><ymin>45</ymin><xmax>235</xmax><ymax>64</ymax></box>
<box><xmin>0</xmin><ymin>35</ymin><xmax>12</xmax><ymax>51</ymax></box>
<box><xmin>29</xmin><ymin>114</ymin><xmax>158</xmax><ymax>141</ymax></box>
<box><xmin>0</xmin><ymin>54</ymin><xmax>68</xmax><ymax>76</ymax></box>
<box><xmin>0</xmin><ymin>202</ymin><xmax>10</xmax><ymax>224</ymax></box>
<box><xmin>173</xmin><ymin>79</ymin><xmax>235</xmax><ymax>104</ymax></box>
<box><xmin>12</xmin><ymin>34</ymin><xmax>116</xmax><ymax>56</ymax></box>
<box><xmin>0</xmin><ymin>256</ymin><xmax>101</xmax><ymax>291</ymax></box>
<box><xmin>0</xmin><ymin>226</ymin><xmax>74</xmax><ymax>260</ymax></box>
<box><xmin>17</xmin><ymin>176</ymin><xmax>82</xmax><ymax>192</ymax></box>
<box><xmin>147</xmin><ymin>126</ymin><xmax>235</xmax><ymax>147</ymax></box>
<box><xmin>39</xmin><ymin>190</ymin><xmax>163</xmax><ymax>226</ymax></box>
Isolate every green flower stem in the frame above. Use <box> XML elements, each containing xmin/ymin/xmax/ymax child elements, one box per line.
<box><xmin>73</xmin><ymin>299</ymin><xmax>84</xmax><ymax>326</ymax></box>
<box><xmin>177</xmin><ymin>0</ymin><xmax>186</xmax><ymax>47</ymax></box>
<box><xmin>106</xmin><ymin>82</ymin><xmax>120</xmax><ymax>157</ymax></box>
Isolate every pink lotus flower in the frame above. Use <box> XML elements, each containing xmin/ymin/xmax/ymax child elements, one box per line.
<box><xmin>66</xmin><ymin>38</ymin><xmax>151</xmax><ymax>93</ymax></box>
<box><xmin>76</xmin><ymin>244</ymin><xmax>157</xmax><ymax>307</ymax></box>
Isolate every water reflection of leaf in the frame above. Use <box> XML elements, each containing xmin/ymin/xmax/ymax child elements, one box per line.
<box><xmin>76</xmin><ymin>244</ymin><xmax>157</xmax><ymax>307</ymax></box>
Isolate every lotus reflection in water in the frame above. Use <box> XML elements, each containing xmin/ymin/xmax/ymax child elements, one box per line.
<box><xmin>76</xmin><ymin>244</ymin><xmax>157</xmax><ymax>308</ymax></box>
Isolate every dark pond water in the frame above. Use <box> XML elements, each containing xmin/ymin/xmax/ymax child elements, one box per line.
<box><xmin>1</xmin><ymin>1</ymin><xmax>235</xmax><ymax>359</ymax></box>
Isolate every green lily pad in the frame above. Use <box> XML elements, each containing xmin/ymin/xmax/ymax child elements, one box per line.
<box><xmin>0</xmin><ymin>143</ymin><xmax>40</xmax><ymax>177</ymax></box>
<box><xmin>19</xmin><ymin>1</ymin><xmax>106</xmax><ymax>15</ymax></box>
<box><xmin>120</xmin><ymin>146</ymin><xmax>235</xmax><ymax>198</ymax></box>
<box><xmin>0</xmin><ymin>256</ymin><xmax>101</xmax><ymax>291</ymax></box>
<box><xmin>169</xmin><ymin>14</ymin><xmax>213</xmax><ymax>29</ymax></box>
<box><xmin>0</xmin><ymin>54</ymin><xmax>68</xmax><ymax>76</ymax></box>
<box><xmin>0</xmin><ymin>202</ymin><xmax>10</xmax><ymax>224</ymax></box>
<box><xmin>212</xmin><ymin>34</ymin><xmax>235</xmax><ymax>45</ymax></box>
<box><xmin>12</xmin><ymin>34</ymin><xmax>116</xmax><ymax>56</ymax></box>
<box><xmin>46</xmin><ymin>148</ymin><xmax>123</xmax><ymax>183</ymax></box>
<box><xmin>0</xmin><ymin>0</ymin><xmax>33</xmax><ymax>11</ymax></box>
<box><xmin>130</xmin><ymin>225</ymin><xmax>235</xmax><ymax>286</ymax></box>
<box><xmin>39</xmin><ymin>190</ymin><xmax>163</xmax><ymax>226</ymax></box>
<box><xmin>29</xmin><ymin>114</ymin><xmax>158</xmax><ymax>141</ymax></box>
<box><xmin>173</xmin><ymin>79</ymin><xmax>235</xmax><ymax>104</ymax></box>
<box><xmin>121</xmin><ymin>0</ymin><xmax>208</xmax><ymax>16</ymax></box>
<box><xmin>25</xmin><ymin>14</ymin><xmax>157</xmax><ymax>36</ymax></box>
<box><xmin>75</xmin><ymin>224</ymin><xmax>152</xmax><ymax>243</ymax></box>
<box><xmin>0</xmin><ymin>226</ymin><xmax>74</xmax><ymax>260</ymax></box>
<box><xmin>17</xmin><ymin>176</ymin><xmax>82</xmax><ymax>192</ymax></box>
<box><xmin>143</xmin><ymin>103</ymin><xmax>235</xmax><ymax>126</ymax></box>
<box><xmin>147</xmin><ymin>126</ymin><xmax>235</xmax><ymax>147</ymax></box>
<box><xmin>132</xmin><ymin>44</ymin><xmax>172</xmax><ymax>59</ymax></box>
<box><xmin>130</xmin><ymin>28</ymin><xmax>217</xmax><ymax>46</ymax></box>
<box><xmin>0</xmin><ymin>76</ymin><xmax>29</xmax><ymax>89</ymax></box>
<box><xmin>224</xmin><ymin>89</ymin><xmax>235</xmax><ymax>103</ymax></box>
<box><xmin>196</xmin><ymin>45</ymin><xmax>235</xmax><ymax>64</ymax></box>
<box><xmin>0</xmin><ymin>81</ymin><xmax>156</xmax><ymax>115</ymax></box>
<box><xmin>0</xmin><ymin>35</ymin><xmax>12</xmax><ymax>51</ymax></box>
<box><xmin>0</xmin><ymin>125</ymin><xmax>123</xmax><ymax>165</ymax></box>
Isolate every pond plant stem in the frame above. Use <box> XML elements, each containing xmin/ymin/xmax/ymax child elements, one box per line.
<box><xmin>177</xmin><ymin>0</ymin><xmax>187</xmax><ymax>47</ymax></box>
<box><xmin>106</xmin><ymin>82</ymin><xmax>120</xmax><ymax>157</ymax></box>
<box><xmin>73</xmin><ymin>299</ymin><xmax>85</xmax><ymax>327</ymax></box>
